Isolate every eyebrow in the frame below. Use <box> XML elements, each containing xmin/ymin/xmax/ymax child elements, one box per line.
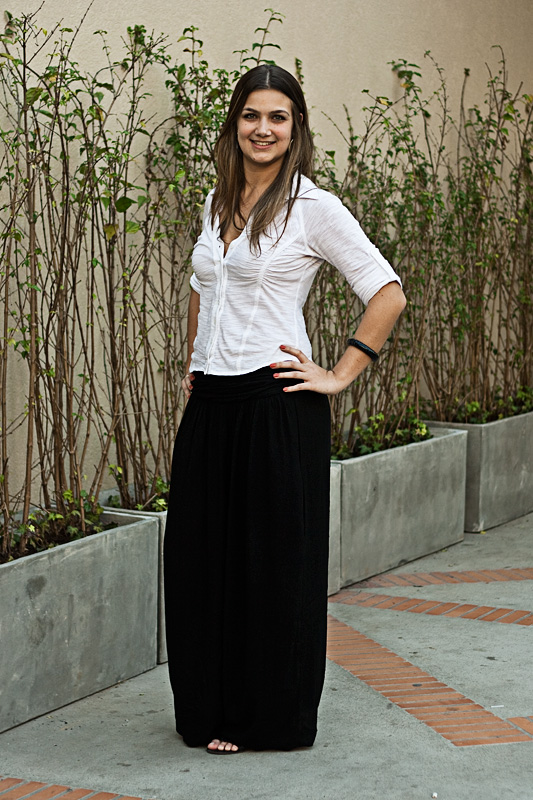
<box><xmin>242</xmin><ymin>106</ymin><xmax>290</xmax><ymax>115</ymax></box>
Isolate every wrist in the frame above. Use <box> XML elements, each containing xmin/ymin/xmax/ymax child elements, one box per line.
<box><xmin>327</xmin><ymin>368</ymin><xmax>352</xmax><ymax>394</ymax></box>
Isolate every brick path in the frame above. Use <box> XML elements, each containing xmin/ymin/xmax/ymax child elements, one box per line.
<box><xmin>2</xmin><ymin>564</ymin><xmax>531</xmax><ymax>797</ymax></box>
<box><xmin>330</xmin><ymin>590</ymin><xmax>533</xmax><ymax>625</ymax></box>
<box><xmin>0</xmin><ymin>779</ymin><xmax>151</xmax><ymax>800</ymax></box>
<box><xmin>354</xmin><ymin>567</ymin><xmax>533</xmax><ymax>587</ymax></box>
<box><xmin>328</xmin><ymin>567</ymin><xmax>533</xmax><ymax>747</ymax></box>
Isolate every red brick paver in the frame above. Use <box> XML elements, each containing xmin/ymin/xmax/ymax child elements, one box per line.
<box><xmin>330</xmin><ymin>566</ymin><xmax>533</xmax><ymax>627</ymax></box>
<box><xmin>516</xmin><ymin>615</ymin><xmax>533</xmax><ymax>626</ymax></box>
<box><xmin>0</xmin><ymin>782</ymin><xmax>23</xmax><ymax>794</ymax></box>
<box><xmin>0</xmin><ymin>782</ymin><xmax>48</xmax><ymax>800</ymax></box>
<box><xmin>497</xmin><ymin>610</ymin><xmax>531</xmax><ymax>624</ymax></box>
<box><xmin>0</xmin><ymin>778</ymin><xmax>150</xmax><ymax>800</ymax></box>
<box><xmin>329</xmin><ymin>567</ymin><xmax>533</xmax><ymax>626</ymax></box>
<box><xmin>329</xmin><ymin>590</ymin><xmax>533</xmax><ymax>626</ymax></box>
<box><xmin>354</xmin><ymin>567</ymin><xmax>533</xmax><ymax>588</ymax></box>
<box><xmin>326</xmin><ymin>615</ymin><xmax>533</xmax><ymax>747</ymax></box>
<box><xmin>509</xmin><ymin>717</ymin><xmax>533</xmax><ymax>736</ymax></box>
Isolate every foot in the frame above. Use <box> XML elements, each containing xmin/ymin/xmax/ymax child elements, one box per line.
<box><xmin>207</xmin><ymin>738</ymin><xmax>241</xmax><ymax>753</ymax></box>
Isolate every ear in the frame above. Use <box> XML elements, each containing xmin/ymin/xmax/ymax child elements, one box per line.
<box><xmin>299</xmin><ymin>112</ymin><xmax>303</xmax><ymax>124</ymax></box>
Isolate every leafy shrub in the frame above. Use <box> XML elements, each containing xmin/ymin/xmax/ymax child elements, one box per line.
<box><xmin>0</xmin><ymin>8</ymin><xmax>531</xmax><ymax>557</ymax></box>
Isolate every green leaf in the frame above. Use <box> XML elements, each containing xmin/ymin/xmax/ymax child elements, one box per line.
<box><xmin>125</xmin><ymin>220</ymin><xmax>140</xmax><ymax>233</ymax></box>
<box><xmin>103</xmin><ymin>223</ymin><xmax>119</xmax><ymax>241</ymax></box>
<box><xmin>252</xmin><ymin>42</ymin><xmax>281</xmax><ymax>50</ymax></box>
<box><xmin>115</xmin><ymin>196</ymin><xmax>134</xmax><ymax>213</ymax></box>
<box><xmin>25</xmin><ymin>87</ymin><xmax>44</xmax><ymax>106</ymax></box>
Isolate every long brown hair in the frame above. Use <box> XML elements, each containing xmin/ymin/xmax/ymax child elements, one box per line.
<box><xmin>212</xmin><ymin>65</ymin><xmax>314</xmax><ymax>251</ymax></box>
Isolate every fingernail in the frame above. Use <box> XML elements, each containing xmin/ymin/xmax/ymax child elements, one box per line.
<box><xmin>273</xmin><ymin>373</ymin><xmax>279</xmax><ymax>378</ymax></box>
<box><xmin>269</xmin><ymin>363</ymin><xmax>276</xmax><ymax>368</ymax></box>
<box><xmin>280</xmin><ymin>345</ymin><xmax>286</xmax><ymax>350</ymax></box>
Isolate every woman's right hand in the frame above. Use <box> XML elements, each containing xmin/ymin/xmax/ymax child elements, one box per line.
<box><xmin>181</xmin><ymin>372</ymin><xmax>195</xmax><ymax>400</ymax></box>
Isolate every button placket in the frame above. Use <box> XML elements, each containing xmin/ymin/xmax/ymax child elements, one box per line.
<box><xmin>204</xmin><ymin>239</ymin><xmax>227</xmax><ymax>373</ymax></box>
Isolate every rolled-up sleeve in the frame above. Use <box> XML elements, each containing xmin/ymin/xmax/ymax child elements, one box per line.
<box><xmin>305</xmin><ymin>193</ymin><xmax>401</xmax><ymax>306</ymax></box>
<box><xmin>190</xmin><ymin>272</ymin><xmax>201</xmax><ymax>293</ymax></box>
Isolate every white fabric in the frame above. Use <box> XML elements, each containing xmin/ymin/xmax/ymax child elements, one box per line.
<box><xmin>189</xmin><ymin>175</ymin><xmax>401</xmax><ymax>375</ymax></box>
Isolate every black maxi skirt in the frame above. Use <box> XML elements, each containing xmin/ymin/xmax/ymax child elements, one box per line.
<box><xmin>163</xmin><ymin>366</ymin><xmax>331</xmax><ymax>750</ymax></box>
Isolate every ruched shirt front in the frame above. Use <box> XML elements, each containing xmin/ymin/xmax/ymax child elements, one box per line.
<box><xmin>189</xmin><ymin>175</ymin><xmax>401</xmax><ymax>375</ymax></box>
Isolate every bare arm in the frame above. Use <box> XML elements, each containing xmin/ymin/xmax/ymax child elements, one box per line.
<box><xmin>181</xmin><ymin>289</ymin><xmax>200</xmax><ymax>399</ymax></box>
<box><xmin>271</xmin><ymin>281</ymin><xmax>406</xmax><ymax>395</ymax></box>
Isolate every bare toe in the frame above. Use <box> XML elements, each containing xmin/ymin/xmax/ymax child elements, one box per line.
<box><xmin>207</xmin><ymin>738</ymin><xmax>221</xmax><ymax>751</ymax></box>
<box><xmin>206</xmin><ymin>737</ymin><xmax>242</xmax><ymax>753</ymax></box>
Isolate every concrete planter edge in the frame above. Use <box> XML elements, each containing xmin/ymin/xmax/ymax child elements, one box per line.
<box><xmin>428</xmin><ymin>412</ymin><xmax>533</xmax><ymax>532</ymax></box>
<box><xmin>338</xmin><ymin>428</ymin><xmax>467</xmax><ymax>587</ymax></box>
<box><xmin>100</xmin><ymin>497</ymin><xmax>168</xmax><ymax>664</ymax></box>
<box><xmin>0</xmin><ymin>512</ymin><xmax>159</xmax><ymax>734</ymax></box>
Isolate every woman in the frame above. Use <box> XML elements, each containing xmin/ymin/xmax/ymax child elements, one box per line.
<box><xmin>163</xmin><ymin>64</ymin><xmax>405</xmax><ymax>754</ymax></box>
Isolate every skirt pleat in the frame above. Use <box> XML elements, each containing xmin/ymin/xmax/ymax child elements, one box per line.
<box><xmin>163</xmin><ymin>367</ymin><xmax>331</xmax><ymax>750</ymax></box>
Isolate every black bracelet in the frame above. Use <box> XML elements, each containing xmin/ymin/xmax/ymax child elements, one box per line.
<box><xmin>347</xmin><ymin>338</ymin><xmax>379</xmax><ymax>362</ymax></box>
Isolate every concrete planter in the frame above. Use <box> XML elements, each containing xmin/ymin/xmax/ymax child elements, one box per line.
<box><xmin>328</xmin><ymin>463</ymin><xmax>342</xmax><ymax>595</ymax></box>
<box><xmin>429</xmin><ymin>412</ymin><xmax>533</xmax><ymax>532</ymax></box>
<box><xmin>100</xmin><ymin>495</ymin><xmax>168</xmax><ymax>664</ymax></box>
<box><xmin>337</xmin><ymin>428</ymin><xmax>467</xmax><ymax>587</ymax></box>
<box><xmin>0</xmin><ymin>512</ymin><xmax>158</xmax><ymax>734</ymax></box>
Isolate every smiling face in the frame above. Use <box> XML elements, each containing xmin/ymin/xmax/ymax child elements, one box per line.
<box><xmin>236</xmin><ymin>89</ymin><xmax>295</xmax><ymax>173</ymax></box>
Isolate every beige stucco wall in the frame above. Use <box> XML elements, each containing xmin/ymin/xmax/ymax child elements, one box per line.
<box><xmin>3</xmin><ymin>0</ymin><xmax>533</xmax><ymax>505</ymax></box>
<box><xmin>11</xmin><ymin>0</ymin><xmax>533</xmax><ymax>151</ymax></box>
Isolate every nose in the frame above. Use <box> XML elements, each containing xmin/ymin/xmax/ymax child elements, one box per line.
<box><xmin>256</xmin><ymin>116</ymin><xmax>271</xmax><ymax>136</ymax></box>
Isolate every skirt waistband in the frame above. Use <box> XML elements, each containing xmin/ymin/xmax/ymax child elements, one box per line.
<box><xmin>191</xmin><ymin>366</ymin><xmax>301</xmax><ymax>403</ymax></box>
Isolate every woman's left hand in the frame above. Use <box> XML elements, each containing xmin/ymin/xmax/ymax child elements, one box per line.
<box><xmin>270</xmin><ymin>345</ymin><xmax>345</xmax><ymax>395</ymax></box>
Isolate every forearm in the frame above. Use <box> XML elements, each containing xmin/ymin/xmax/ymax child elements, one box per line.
<box><xmin>274</xmin><ymin>280</ymin><xmax>406</xmax><ymax>396</ymax></box>
<box><xmin>329</xmin><ymin>280</ymin><xmax>406</xmax><ymax>391</ymax></box>
<box><xmin>185</xmin><ymin>289</ymin><xmax>200</xmax><ymax>372</ymax></box>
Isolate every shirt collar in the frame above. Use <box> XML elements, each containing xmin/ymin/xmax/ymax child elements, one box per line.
<box><xmin>292</xmin><ymin>173</ymin><xmax>321</xmax><ymax>200</ymax></box>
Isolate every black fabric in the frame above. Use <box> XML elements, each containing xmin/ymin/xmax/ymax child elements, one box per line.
<box><xmin>163</xmin><ymin>366</ymin><xmax>331</xmax><ymax>751</ymax></box>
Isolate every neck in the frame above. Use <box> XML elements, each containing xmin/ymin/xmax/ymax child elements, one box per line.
<box><xmin>242</xmin><ymin>160</ymin><xmax>283</xmax><ymax>200</ymax></box>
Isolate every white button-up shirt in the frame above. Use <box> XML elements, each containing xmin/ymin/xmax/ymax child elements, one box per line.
<box><xmin>189</xmin><ymin>175</ymin><xmax>401</xmax><ymax>375</ymax></box>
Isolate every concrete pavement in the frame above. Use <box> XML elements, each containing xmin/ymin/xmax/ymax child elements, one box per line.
<box><xmin>1</xmin><ymin>512</ymin><xmax>532</xmax><ymax>800</ymax></box>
